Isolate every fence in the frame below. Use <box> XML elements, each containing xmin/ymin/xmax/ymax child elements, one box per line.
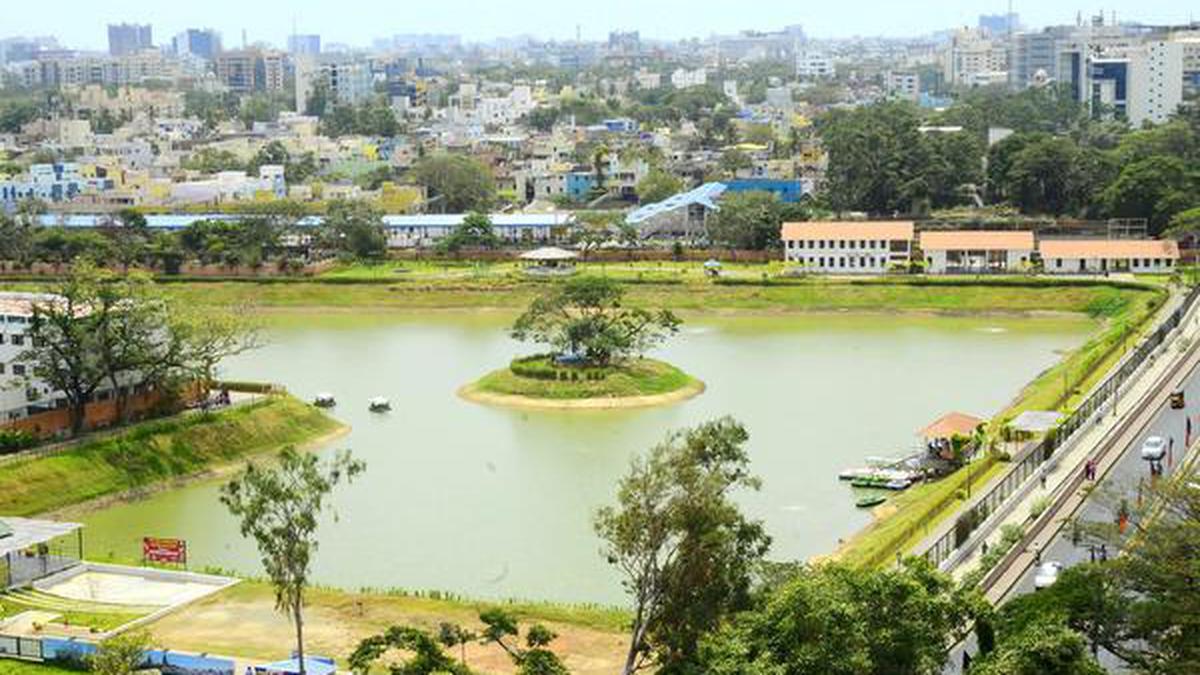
<box><xmin>920</xmin><ymin>284</ymin><xmax>1200</xmax><ymax>569</ymax></box>
<box><xmin>0</xmin><ymin>634</ymin><xmax>235</xmax><ymax>675</ymax></box>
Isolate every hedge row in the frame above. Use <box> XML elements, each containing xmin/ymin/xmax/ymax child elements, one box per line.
<box><xmin>509</xmin><ymin>356</ymin><xmax>610</xmax><ymax>382</ymax></box>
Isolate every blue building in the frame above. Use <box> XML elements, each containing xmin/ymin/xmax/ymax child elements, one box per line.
<box><xmin>723</xmin><ymin>179</ymin><xmax>805</xmax><ymax>203</ymax></box>
<box><xmin>565</xmin><ymin>172</ymin><xmax>596</xmax><ymax>202</ymax></box>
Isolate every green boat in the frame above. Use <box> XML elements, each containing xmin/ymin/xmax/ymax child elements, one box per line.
<box><xmin>856</xmin><ymin>495</ymin><xmax>886</xmax><ymax>509</ymax></box>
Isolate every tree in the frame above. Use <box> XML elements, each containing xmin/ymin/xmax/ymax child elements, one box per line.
<box><xmin>1101</xmin><ymin>156</ymin><xmax>1200</xmax><ymax>235</ymax></box>
<box><xmin>172</xmin><ymin>302</ymin><xmax>262</xmax><ymax>384</ymax></box>
<box><xmin>0</xmin><ymin>214</ymin><xmax>35</xmax><ymax>266</ymax></box>
<box><xmin>707</xmin><ymin>191</ymin><xmax>785</xmax><ymax>250</ymax></box>
<box><xmin>350</xmin><ymin>625</ymin><xmax>469</xmax><ymax>675</ymax></box>
<box><xmin>510</xmin><ymin>276</ymin><xmax>681</xmax><ymax>367</ymax></box>
<box><xmin>479</xmin><ymin>608</ymin><xmax>570</xmax><ymax>675</ymax></box>
<box><xmin>718</xmin><ymin>148</ymin><xmax>752</xmax><ymax>178</ymax></box>
<box><xmin>413</xmin><ymin>154</ymin><xmax>496</xmax><ymax>213</ymax></box>
<box><xmin>971</xmin><ymin>619</ymin><xmax>1106</xmax><ymax>675</ymax></box>
<box><xmin>441</xmin><ymin>211</ymin><xmax>499</xmax><ymax>252</ymax></box>
<box><xmin>993</xmin><ymin>135</ymin><xmax>1109</xmax><ymax>216</ymax></box>
<box><xmin>819</xmin><ymin>101</ymin><xmax>927</xmax><ymax>214</ymax></box>
<box><xmin>221</xmin><ymin>448</ymin><xmax>365</xmax><ymax>675</ymax></box>
<box><xmin>697</xmin><ymin>559</ymin><xmax>977</xmax><ymax>675</ymax></box>
<box><xmin>320</xmin><ymin>199</ymin><xmax>388</xmax><ymax>259</ymax></box>
<box><xmin>635</xmin><ymin>169</ymin><xmax>683</xmax><ymax>205</ymax></box>
<box><xmin>524</xmin><ymin>106</ymin><xmax>560</xmax><ymax>132</ymax></box>
<box><xmin>596</xmin><ymin>417</ymin><xmax>771</xmax><ymax>674</ymax></box>
<box><xmin>21</xmin><ymin>265</ymin><xmax>125</xmax><ymax>434</ymax></box>
<box><xmin>89</xmin><ymin>631</ymin><xmax>151</xmax><ymax>675</ymax></box>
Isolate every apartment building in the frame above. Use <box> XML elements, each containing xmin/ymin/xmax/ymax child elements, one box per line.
<box><xmin>216</xmin><ymin>50</ymin><xmax>287</xmax><ymax>93</ymax></box>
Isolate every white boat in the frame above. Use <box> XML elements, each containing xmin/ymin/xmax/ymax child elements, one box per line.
<box><xmin>368</xmin><ymin>397</ymin><xmax>391</xmax><ymax>412</ymax></box>
<box><xmin>313</xmin><ymin>393</ymin><xmax>337</xmax><ymax>408</ymax></box>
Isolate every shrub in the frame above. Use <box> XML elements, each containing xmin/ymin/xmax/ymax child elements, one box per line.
<box><xmin>0</xmin><ymin>428</ymin><xmax>36</xmax><ymax>454</ymax></box>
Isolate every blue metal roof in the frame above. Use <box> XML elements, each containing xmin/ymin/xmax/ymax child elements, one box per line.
<box><xmin>626</xmin><ymin>183</ymin><xmax>727</xmax><ymax>225</ymax></box>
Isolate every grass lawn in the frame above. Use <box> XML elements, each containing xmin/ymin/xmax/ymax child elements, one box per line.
<box><xmin>0</xmin><ymin>395</ymin><xmax>344</xmax><ymax>517</ymax></box>
<box><xmin>27</xmin><ymin>274</ymin><xmax>1151</xmax><ymax>317</ymax></box>
<box><xmin>470</xmin><ymin>358</ymin><xmax>698</xmax><ymax>400</ymax></box>
<box><xmin>0</xmin><ymin>662</ymin><xmax>81</xmax><ymax>675</ymax></box>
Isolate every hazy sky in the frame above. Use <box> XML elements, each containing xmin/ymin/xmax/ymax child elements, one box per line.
<box><xmin>12</xmin><ymin>0</ymin><xmax>1198</xmax><ymax>50</ymax></box>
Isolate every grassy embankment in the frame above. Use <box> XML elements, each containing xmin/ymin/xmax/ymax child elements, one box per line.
<box><xmin>0</xmin><ymin>395</ymin><xmax>342</xmax><ymax>517</ymax></box>
<box><xmin>834</xmin><ymin>282</ymin><xmax>1167</xmax><ymax>568</ymax></box>
<box><xmin>467</xmin><ymin>357</ymin><xmax>701</xmax><ymax>401</ymax></box>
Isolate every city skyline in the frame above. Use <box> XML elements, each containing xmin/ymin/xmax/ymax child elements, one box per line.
<box><xmin>6</xmin><ymin>0</ymin><xmax>1197</xmax><ymax>51</ymax></box>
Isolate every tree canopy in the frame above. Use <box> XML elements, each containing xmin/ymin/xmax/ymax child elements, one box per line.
<box><xmin>596</xmin><ymin>417</ymin><xmax>770</xmax><ymax>674</ymax></box>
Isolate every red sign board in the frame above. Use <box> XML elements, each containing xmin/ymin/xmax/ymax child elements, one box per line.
<box><xmin>142</xmin><ymin>537</ymin><xmax>187</xmax><ymax>565</ymax></box>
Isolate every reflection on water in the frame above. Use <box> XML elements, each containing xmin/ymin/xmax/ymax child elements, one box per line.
<box><xmin>79</xmin><ymin>312</ymin><xmax>1091</xmax><ymax>604</ymax></box>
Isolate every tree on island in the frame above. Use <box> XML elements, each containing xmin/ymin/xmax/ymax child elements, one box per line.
<box><xmin>221</xmin><ymin>448</ymin><xmax>365</xmax><ymax>675</ymax></box>
<box><xmin>595</xmin><ymin>417</ymin><xmax>771</xmax><ymax>674</ymax></box>
<box><xmin>510</xmin><ymin>276</ymin><xmax>680</xmax><ymax>367</ymax></box>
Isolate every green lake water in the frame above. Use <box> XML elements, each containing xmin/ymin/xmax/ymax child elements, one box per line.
<box><xmin>77</xmin><ymin>312</ymin><xmax>1091</xmax><ymax>605</ymax></box>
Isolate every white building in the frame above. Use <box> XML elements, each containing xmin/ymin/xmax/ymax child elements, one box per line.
<box><xmin>295</xmin><ymin>56</ymin><xmax>373</xmax><ymax>111</ymax></box>
<box><xmin>670</xmin><ymin>68</ymin><xmax>707</xmax><ymax>89</ymax></box>
<box><xmin>919</xmin><ymin>231</ymin><xmax>1035</xmax><ymax>274</ymax></box>
<box><xmin>796</xmin><ymin>52</ymin><xmax>835</xmax><ymax>79</ymax></box>
<box><xmin>782</xmin><ymin>221</ymin><xmax>914</xmax><ymax>274</ymax></box>
<box><xmin>0</xmin><ymin>293</ymin><xmax>57</xmax><ymax>422</ymax></box>
<box><xmin>885</xmin><ymin>71</ymin><xmax>920</xmax><ymax>101</ymax></box>
<box><xmin>944</xmin><ymin>28</ymin><xmax>1008</xmax><ymax>86</ymax></box>
<box><xmin>1039</xmin><ymin>239</ymin><xmax>1178</xmax><ymax>274</ymax></box>
<box><xmin>1129</xmin><ymin>41</ymin><xmax>1184</xmax><ymax>126</ymax></box>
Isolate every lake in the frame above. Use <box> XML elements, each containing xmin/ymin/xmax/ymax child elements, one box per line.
<box><xmin>78</xmin><ymin>312</ymin><xmax>1090</xmax><ymax>605</ymax></box>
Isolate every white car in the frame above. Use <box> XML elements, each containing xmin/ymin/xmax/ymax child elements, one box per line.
<box><xmin>1034</xmin><ymin>561</ymin><xmax>1064</xmax><ymax>590</ymax></box>
<box><xmin>1140</xmin><ymin>436</ymin><xmax>1167</xmax><ymax>462</ymax></box>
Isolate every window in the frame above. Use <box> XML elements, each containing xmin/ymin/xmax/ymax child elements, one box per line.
<box><xmin>839</xmin><ymin>257</ymin><xmax>846</xmax><ymax>268</ymax></box>
<box><xmin>11</xmin><ymin>335</ymin><xmax>23</xmax><ymax>346</ymax></box>
<box><xmin>0</xmin><ymin>363</ymin><xmax>4</xmax><ymax>374</ymax></box>
<box><xmin>12</xmin><ymin>364</ymin><xmax>26</xmax><ymax>376</ymax></box>
<box><xmin>0</xmin><ymin>334</ymin><xmax>5</xmax><ymax>345</ymax></box>
<box><xmin>1055</xmin><ymin>258</ymin><xmax>1063</xmax><ymax>268</ymax></box>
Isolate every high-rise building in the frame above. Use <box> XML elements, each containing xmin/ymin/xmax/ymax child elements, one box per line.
<box><xmin>288</xmin><ymin>34</ymin><xmax>321</xmax><ymax>56</ymax></box>
<box><xmin>173</xmin><ymin>29</ymin><xmax>222</xmax><ymax>62</ymax></box>
<box><xmin>1067</xmin><ymin>40</ymin><xmax>1184</xmax><ymax>126</ymax></box>
<box><xmin>216</xmin><ymin>50</ymin><xmax>286</xmax><ymax>93</ymax></box>
<box><xmin>944</xmin><ymin>28</ymin><xmax>1008</xmax><ymax>86</ymax></box>
<box><xmin>295</xmin><ymin>56</ymin><xmax>372</xmax><ymax>112</ymax></box>
<box><xmin>107</xmin><ymin>23</ymin><xmax>152</xmax><ymax>56</ymax></box>
<box><xmin>1010</xmin><ymin>30</ymin><xmax>1063</xmax><ymax>89</ymax></box>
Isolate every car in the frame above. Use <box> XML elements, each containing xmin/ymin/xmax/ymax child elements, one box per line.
<box><xmin>1140</xmin><ymin>436</ymin><xmax>1167</xmax><ymax>462</ymax></box>
<box><xmin>1034</xmin><ymin>561</ymin><xmax>1064</xmax><ymax>590</ymax></box>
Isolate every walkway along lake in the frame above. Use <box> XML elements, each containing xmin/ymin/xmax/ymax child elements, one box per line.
<box><xmin>77</xmin><ymin>312</ymin><xmax>1091</xmax><ymax>605</ymax></box>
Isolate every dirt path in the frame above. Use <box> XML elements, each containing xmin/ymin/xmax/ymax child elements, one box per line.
<box><xmin>146</xmin><ymin>583</ymin><xmax>627</xmax><ymax>675</ymax></box>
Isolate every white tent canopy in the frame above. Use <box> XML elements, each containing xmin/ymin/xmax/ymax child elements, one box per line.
<box><xmin>520</xmin><ymin>247</ymin><xmax>579</xmax><ymax>262</ymax></box>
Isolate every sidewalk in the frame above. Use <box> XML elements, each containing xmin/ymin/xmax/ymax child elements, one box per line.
<box><xmin>949</xmin><ymin>288</ymin><xmax>1199</xmax><ymax>580</ymax></box>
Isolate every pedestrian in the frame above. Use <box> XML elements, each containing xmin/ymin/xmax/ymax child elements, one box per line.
<box><xmin>1040</xmin><ymin>472</ymin><xmax>1047</xmax><ymax>489</ymax></box>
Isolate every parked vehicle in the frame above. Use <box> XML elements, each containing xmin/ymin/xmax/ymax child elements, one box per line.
<box><xmin>1170</xmin><ymin>391</ymin><xmax>1185</xmax><ymax>409</ymax></box>
<box><xmin>368</xmin><ymin>397</ymin><xmax>392</xmax><ymax>412</ymax></box>
<box><xmin>313</xmin><ymin>393</ymin><xmax>337</xmax><ymax>408</ymax></box>
<box><xmin>1140</xmin><ymin>436</ymin><xmax>1167</xmax><ymax>461</ymax></box>
<box><xmin>1034</xmin><ymin>561</ymin><xmax>1063</xmax><ymax>590</ymax></box>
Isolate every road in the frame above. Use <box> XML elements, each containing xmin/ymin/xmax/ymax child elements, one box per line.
<box><xmin>944</xmin><ymin>305</ymin><xmax>1200</xmax><ymax>673</ymax></box>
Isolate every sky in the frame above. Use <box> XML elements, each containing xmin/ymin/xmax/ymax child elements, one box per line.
<box><xmin>11</xmin><ymin>0</ymin><xmax>1198</xmax><ymax>50</ymax></box>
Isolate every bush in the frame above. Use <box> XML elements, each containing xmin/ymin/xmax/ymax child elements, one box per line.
<box><xmin>0</xmin><ymin>428</ymin><xmax>36</xmax><ymax>454</ymax></box>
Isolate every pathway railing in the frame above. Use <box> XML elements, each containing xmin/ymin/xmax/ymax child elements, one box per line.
<box><xmin>919</xmin><ymin>283</ymin><xmax>1200</xmax><ymax>569</ymax></box>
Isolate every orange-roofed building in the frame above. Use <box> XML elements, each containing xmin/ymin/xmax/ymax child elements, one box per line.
<box><xmin>1039</xmin><ymin>239</ymin><xmax>1179</xmax><ymax>275</ymax></box>
<box><xmin>780</xmin><ymin>221</ymin><xmax>914</xmax><ymax>274</ymax></box>
<box><xmin>919</xmin><ymin>230</ymin><xmax>1035</xmax><ymax>274</ymax></box>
